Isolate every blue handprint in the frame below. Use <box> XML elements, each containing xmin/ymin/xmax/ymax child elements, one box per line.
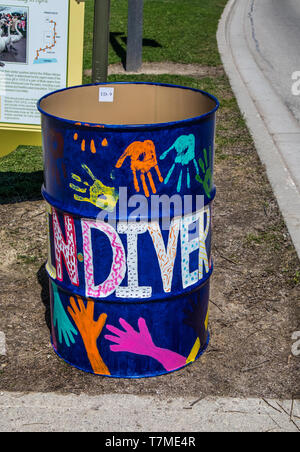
<box><xmin>52</xmin><ymin>282</ymin><xmax>78</xmax><ymax>347</ymax></box>
<box><xmin>160</xmin><ymin>134</ymin><xmax>199</xmax><ymax>192</ymax></box>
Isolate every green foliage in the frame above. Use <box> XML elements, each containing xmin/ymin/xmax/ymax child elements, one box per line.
<box><xmin>0</xmin><ymin>146</ymin><xmax>43</xmax><ymax>203</ymax></box>
<box><xmin>293</xmin><ymin>270</ymin><xmax>300</xmax><ymax>285</ymax></box>
<box><xmin>84</xmin><ymin>0</ymin><xmax>227</xmax><ymax>70</ymax></box>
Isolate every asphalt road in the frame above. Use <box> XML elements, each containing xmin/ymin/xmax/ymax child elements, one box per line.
<box><xmin>247</xmin><ymin>0</ymin><xmax>300</xmax><ymax>123</ymax></box>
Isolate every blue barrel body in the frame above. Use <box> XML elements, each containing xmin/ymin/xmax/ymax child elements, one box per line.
<box><xmin>38</xmin><ymin>82</ymin><xmax>219</xmax><ymax>378</ymax></box>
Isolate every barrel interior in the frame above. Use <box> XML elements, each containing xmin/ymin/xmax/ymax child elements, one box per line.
<box><xmin>40</xmin><ymin>84</ymin><xmax>217</xmax><ymax>126</ymax></box>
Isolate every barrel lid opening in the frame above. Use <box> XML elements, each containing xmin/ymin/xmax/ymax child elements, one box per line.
<box><xmin>38</xmin><ymin>82</ymin><xmax>219</xmax><ymax>128</ymax></box>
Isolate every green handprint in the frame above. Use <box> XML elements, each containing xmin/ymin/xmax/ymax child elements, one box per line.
<box><xmin>70</xmin><ymin>164</ymin><xmax>119</xmax><ymax>212</ymax></box>
<box><xmin>52</xmin><ymin>282</ymin><xmax>78</xmax><ymax>347</ymax></box>
<box><xmin>160</xmin><ymin>134</ymin><xmax>199</xmax><ymax>192</ymax></box>
<box><xmin>195</xmin><ymin>148</ymin><xmax>212</xmax><ymax>199</ymax></box>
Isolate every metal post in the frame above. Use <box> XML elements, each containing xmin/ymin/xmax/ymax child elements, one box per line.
<box><xmin>92</xmin><ymin>0</ymin><xmax>111</xmax><ymax>83</ymax></box>
<box><xmin>126</xmin><ymin>0</ymin><xmax>144</xmax><ymax>72</ymax></box>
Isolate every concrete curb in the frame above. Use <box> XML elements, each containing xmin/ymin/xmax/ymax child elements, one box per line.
<box><xmin>0</xmin><ymin>392</ymin><xmax>299</xmax><ymax>432</ymax></box>
<box><xmin>217</xmin><ymin>0</ymin><xmax>300</xmax><ymax>260</ymax></box>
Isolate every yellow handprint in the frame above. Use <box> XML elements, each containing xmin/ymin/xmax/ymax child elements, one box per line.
<box><xmin>70</xmin><ymin>164</ymin><xmax>119</xmax><ymax>212</ymax></box>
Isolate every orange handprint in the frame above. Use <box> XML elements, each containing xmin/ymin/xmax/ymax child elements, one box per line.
<box><xmin>67</xmin><ymin>296</ymin><xmax>110</xmax><ymax>375</ymax></box>
<box><xmin>115</xmin><ymin>140</ymin><xmax>164</xmax><ymax>197</ymax></box>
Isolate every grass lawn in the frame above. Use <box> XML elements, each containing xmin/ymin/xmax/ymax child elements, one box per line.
<box><xmin>84</xmin><ymin>0</ymin><xmax>227</xmax><ymax>73</ymax></box>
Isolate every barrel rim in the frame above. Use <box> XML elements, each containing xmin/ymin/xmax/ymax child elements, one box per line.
<box><xmin>37</xmin><ymin>81</ymin><xmax>220</xmax><ymax>130</ymax></box>
<box><xmin>42</xmin><ymin>184</ymin><xmax>217</xmax><ymax>222</ymax></box>
<box><xmin>48</xmin><ymin>263</ymin><xmax>213</xmax><ymax>305</ymax></box>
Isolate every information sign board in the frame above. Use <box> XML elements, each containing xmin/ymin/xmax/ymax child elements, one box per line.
<box><xmin>0</xmin><ymin>0</ymin><xmax>85</xmax><ymax>156</ymax></box>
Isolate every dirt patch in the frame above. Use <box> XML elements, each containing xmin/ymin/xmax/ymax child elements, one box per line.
<box><xmin>84</xmin><ymin>62</ymin><xmax>225</xmax><ymax>79</ymax></box>
<box><xmin>0</xmin><ymin>74</ymin><xmax>299</xmax><ymax>399</ymax></box>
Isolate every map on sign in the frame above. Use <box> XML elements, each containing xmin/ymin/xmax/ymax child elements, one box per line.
<box><xmin>0</xmin><ymin>0</ymin><xmax>69</xmax><ymax>126</ymax></box>
<box><xmin>34</xmin><ymin>18</ymin><xmax>59</xmax><ymax>64</ymax></box>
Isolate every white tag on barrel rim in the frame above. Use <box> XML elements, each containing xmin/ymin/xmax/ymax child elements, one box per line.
<box><xmin>99</xmin><ymin>87</ymin><xmax>114</xmax><ymax>103</ymax></box>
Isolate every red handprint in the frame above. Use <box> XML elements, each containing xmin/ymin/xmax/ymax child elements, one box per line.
<box><xmin>115</xmin><ymin>140</ymin><xmax>164</xmax><ymax>197</ymax></box>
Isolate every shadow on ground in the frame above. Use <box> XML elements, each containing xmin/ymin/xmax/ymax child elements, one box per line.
<box><xmin>0</xmin><ymin>146</ymin><xmax>44</xmax><ymax>204</ymax></box>
<box><xmin>37</xmin><ymin>263</ymin><xmax>51</xmax><ymax>333</ymax></box>
<box><xmin>0</xmin><ymin>171</ymin><xmax>43</xmax><ymax>204</ymax></box>
<box><xmin>110</xmin><ymin>32</ymin><xmax>162</xmax><ymax>68</ymax></box>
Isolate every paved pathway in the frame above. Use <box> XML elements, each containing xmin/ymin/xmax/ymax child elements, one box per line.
<box><xmin>217</xmin><ymin>0</ymin><xmax>300</xmax><ymax>259</ymax></box>
<box><xmin>0</xmin><ymin>392</ymin><xmax>299</xmax><ymax>432</ymax></box>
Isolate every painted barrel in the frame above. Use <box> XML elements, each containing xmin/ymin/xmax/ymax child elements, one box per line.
<box><xmin>38</xmin><ymin>82</ymin><xmax>219</xmax><ymax>378</ymax></box>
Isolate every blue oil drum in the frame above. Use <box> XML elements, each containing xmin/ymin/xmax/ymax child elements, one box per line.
<box><xmin>38</xmin><ymin>82</ymin><xmax>219</xmax><ymax>378</ymax></box>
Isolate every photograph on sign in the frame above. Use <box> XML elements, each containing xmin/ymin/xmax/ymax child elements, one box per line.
<box><xmin>0</xmin><ymin>0</ymin><xmax>69</xmax><ymax>127</ymax></box>
<box><xmin>0</xmin><ymin>5</ymin><xmax>28</xmax><ymax>64</ymax></box>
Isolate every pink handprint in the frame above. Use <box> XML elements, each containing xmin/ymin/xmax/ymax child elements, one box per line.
<box><xmin>105</xmin><ymin>318</ymin><xmax>186</xmax><ymax>372</ymax></box>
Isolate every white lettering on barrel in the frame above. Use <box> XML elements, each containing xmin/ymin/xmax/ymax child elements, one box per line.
<box><xmin>116</xmin><ymin>222</ymin><xmax>152</xmax><ymax>298</ymax></box>
<box><xmin>148</xmin><ymin>217</ymin><xmax>181</xmax><ymax>293</ymax></box>
<box><xmin>181</xmin><ymin>207</ymin><xmax>210</xmax><ymax>289</ymax></box>
<box><xmin>49</xmin><ymin>208</ymin><xmax>211</xmax><ymax>298</ymax></box>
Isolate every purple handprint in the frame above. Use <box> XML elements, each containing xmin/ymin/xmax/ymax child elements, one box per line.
<box><xmin>105</xmin><ymin>318</ymin><xmax>186</xmax><ymax>372</ymax></box>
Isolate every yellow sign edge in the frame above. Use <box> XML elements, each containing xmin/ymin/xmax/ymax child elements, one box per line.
<box><xmin>0</xmin><ymin>0</ymin><xmax>85</xmax><ymax>157</ymax></box>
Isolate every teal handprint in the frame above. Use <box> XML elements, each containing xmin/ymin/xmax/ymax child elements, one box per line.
<box><xmin>52</xmin><ymin>282</ymin><xmax>78</xmax><ymax>347</ymax></box>
<box><xmin>195</xmin><ymin>148</ymin><xmax>212</xmax><ymax>199</ymax></box>
<box><xmin>160</xmin><ymin>134</ymin><xmax>199</xmax><ymax>192</ymax></box>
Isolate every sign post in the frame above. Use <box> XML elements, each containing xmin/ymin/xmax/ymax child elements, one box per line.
<box><xmin>0</xmin><ymin>0</ymin><xmax>85</xmax><ymax>158</ymax></box>
<box><xmin>126</xmin><ymin>0</ymin><xmax>144</xmax><ymax>72</ymax></box>
<box><xmin>92</xmin><ymin>0</ymin><xmax>110</xmax><ymax>84</ymax></box>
